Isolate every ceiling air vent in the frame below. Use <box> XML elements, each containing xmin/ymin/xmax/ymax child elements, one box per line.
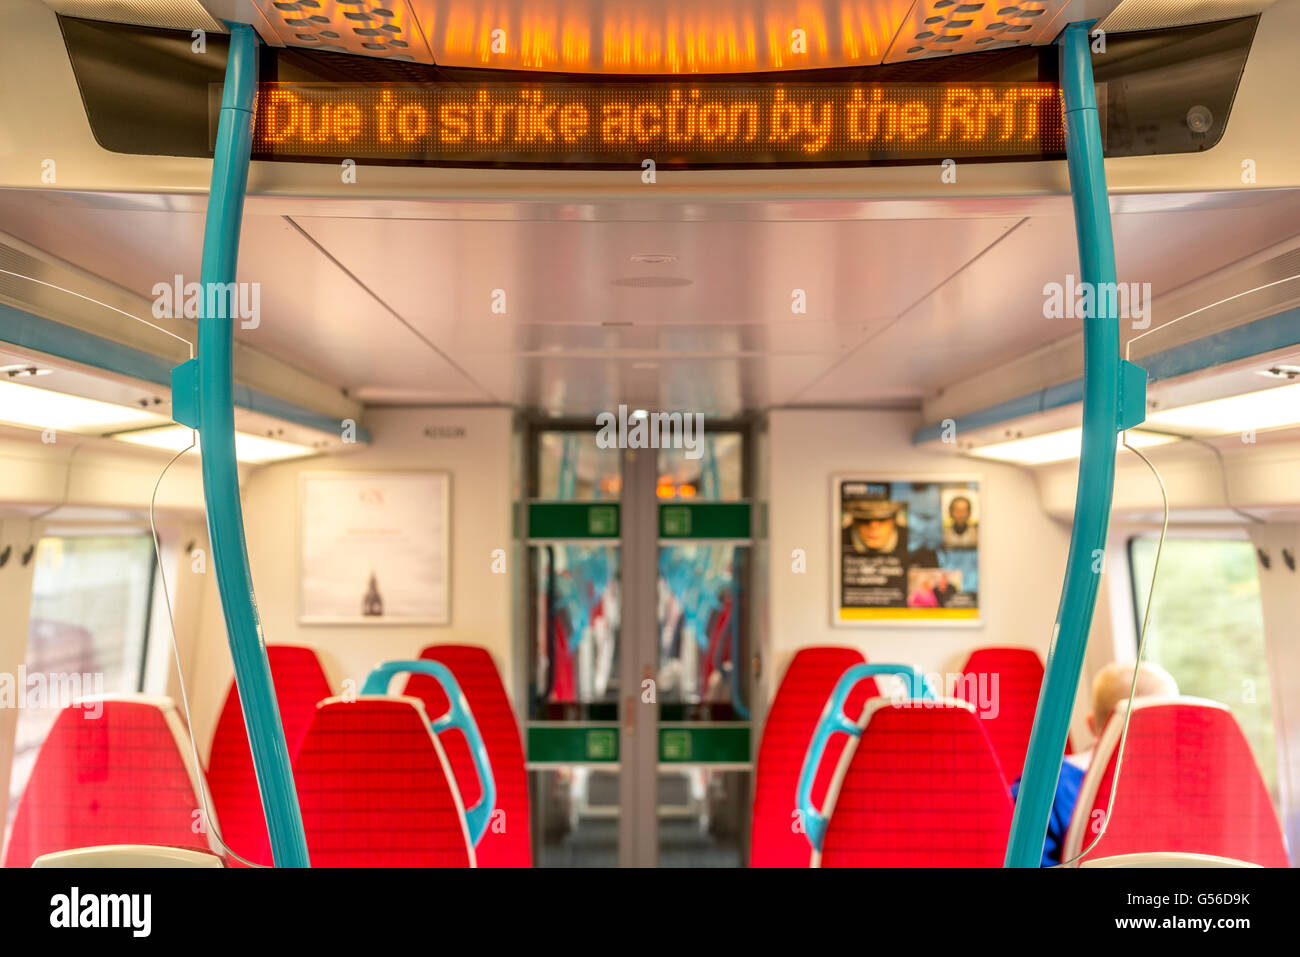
<box><xmin>885</xmin><ymin>0</ymin><xmax>1073</xmax><ymax>62</ymax></box>
<box><xmin>250</xmin><ymin>0</ymin><xmax>435</xmax><ymax>62</ymax></box>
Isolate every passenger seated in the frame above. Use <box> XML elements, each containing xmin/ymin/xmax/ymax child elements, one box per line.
<box><xmin>1010</xmin><ymin>661</ymin><xmax>1178</xmax><ymax>867</ymax></box>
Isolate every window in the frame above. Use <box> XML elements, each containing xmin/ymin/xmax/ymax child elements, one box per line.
<box><xmin>657</xmin><ymin>432</ymin><xmax>744</xmax><ymax>501</ymax></box>
<box><xmin>536</xmin><ymin>431</ymin><xmax>621</xmax><ymax>501</ymax></box>
<box><xmin>5</xmin><ymin>535</ymin><xmax>158</xmax><ymax>830</ymax></box>
<box><xmin>1128</xmin><ymin>536</ymin><xmax>1277</xmax><ymax>799</ymax></box>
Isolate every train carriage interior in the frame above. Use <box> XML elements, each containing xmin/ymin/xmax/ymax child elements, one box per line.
<box><xmin>1</xmin><ymin>0</ymin><xmax>1299</xmax><ymax>889</ymax></box>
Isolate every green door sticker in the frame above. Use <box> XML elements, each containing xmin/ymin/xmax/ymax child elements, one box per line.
<box><xmin>587</xmin><ymin>505</ymin><xmax>618</xmax><ymax>536</ymax></box>
<box><xmin>658</xmin><ymin>726</ymin><xmax>751</xmax><ymax>763</ymax></box>
<box><xmin>586</xmin><ymin>728</ymin><xmax>617</xmax><ymax>760</ymax></box>
<box><xmin>660</xmin><ymin>729</ymin><xmax>692</xmax><ymax>760</ymax></box>
<box><xmin>661</xmin><ymin>506</ymin><xmax>691</xmax><ymax>537</ymax></box>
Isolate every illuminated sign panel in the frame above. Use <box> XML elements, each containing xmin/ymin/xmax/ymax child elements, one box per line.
<box><xmin>251</xmin><ymin>82</ymin><xmax>1065</xmax><ymax>167</ymax></box>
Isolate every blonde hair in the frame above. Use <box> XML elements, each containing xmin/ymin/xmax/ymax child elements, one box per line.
<box><xmin>1091</xmin><ymin>661</ymin><xmax>1179</xmax><ymax>731</ymax></box>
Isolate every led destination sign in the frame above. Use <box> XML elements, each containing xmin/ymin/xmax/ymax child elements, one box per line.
<box><xmin>251</xmin><ymin>82</ymin><xmax>1065</xmax><ymax>167</ymax></box>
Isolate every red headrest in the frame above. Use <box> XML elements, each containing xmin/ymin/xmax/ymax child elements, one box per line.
<box><xmin>401</xmin><ymin>645</ymin><xmax>531</xmax><ymax>867</ymax></box>
<box><xmin>958</xmin><ymin>646</ymin><xmax>1070</xmax><ymax>780</ymax></box>
<box><xmin>750</xmin><ymin>647</ymin><xmax>875</xmax><ymax>867</ymax></box>
<box><xmin>1065</xmin><ymin>698</ymin><xmax>1288</xmax><ymax>867</ymax></box>
<box><xmin>293</xmin><ymin>696</ymin><xmax>473</xmax><ymax>868</ymax></box>
<box><xmin>820</xmin><ymin>699</ymin><xmax>1013</xmax><ymax>868</ymax></box>
<box><xmin>206</xmin><ymin>645</ymin><xmax>331</xmax><ymax>866</ymax></box>
<box><xmin>4</xmin><ymin>696</ymin><xmax>217</xmax><ymax>869</ymax></box>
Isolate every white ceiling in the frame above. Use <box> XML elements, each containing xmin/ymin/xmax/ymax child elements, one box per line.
<box><xmin>2</xmin><ymin>187</ymin><xmax>1299</xmax><ymax>417</ymax></box>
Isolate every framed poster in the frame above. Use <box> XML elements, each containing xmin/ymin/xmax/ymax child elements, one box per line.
<box><xmin>299</xmin><ymin>471</ymin><xmax>450</xmax><ymax>625</ymax></box>
<box><xmin>832</xmin><ymin>475</ymin><xmax>981</xmax><ymax>626</ymax></box>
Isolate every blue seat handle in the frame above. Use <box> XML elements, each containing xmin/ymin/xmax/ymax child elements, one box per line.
<box><xmin>362</xmin><ymin>660</ymin><xmax>496</xmax><ymax>848</ymax></box>
<box><xmin>796</xmin><ymin>663</ymin><xmax>934</xmax><ymax>853</ymax></box>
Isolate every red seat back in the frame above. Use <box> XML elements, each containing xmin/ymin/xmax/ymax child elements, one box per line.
<box><xmin>958</xmin><ymin>646</ymin><xmax>1070</xmax><ymax>781</ymax></box>
<box><xmin>819</xmin><ymin>699</ymin><xmax>1013</xmax><ymax>868</ymax></box>
<box><xmin>293</xmin><ymin>696</ymin><xmax>473</xmax><ymax>867</ymax></box>
<box><xmin>1064</xmin><ymin>698</ymin><xmax>1288</xmax><ymax>867</ymax></box>
<box><xmin>206</xmin><ymin>645</ymin><xmax>331</xmax><ymax>866</ymax></box>
<box><xmin>4</xmin><ymin>696</ymin><xmax>217</xmax><ymax>868</ymax></box>
<box><xmin>750</xmin><ymin>647</ymin><xmax>877</xmax><ymax>867</ymax></box>
<box><xmin>400</xmin><ymin>645</ymin><xmax>532</xmax><ymax>867</ymax></box>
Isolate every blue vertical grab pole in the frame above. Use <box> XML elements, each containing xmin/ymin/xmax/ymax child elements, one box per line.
<box><xmin>172</xmin><ymin>22</ymin><xmax>311</xmax><ymax>867</ymax></box>
<box><xmin>1003</xmin><ymin>22</ymin><xmax>1147</xmax><ymax>867</ymax></box>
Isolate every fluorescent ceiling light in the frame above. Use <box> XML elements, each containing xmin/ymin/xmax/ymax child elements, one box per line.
<box><xmin>966</xmin><ymin>427</ymin><xmax>1178</xmax><ymax>465</ymax></box>
<box><xmin>0</xmin><ymin>379</ymin><xmax>168</xmax><ymax>434</ymax></box>
<box><xmin>112</xmin><ymin>425</ymin><xmax>316</xmax><ymax>464</ymax></box>
<box><xmin>1144</xmin><ymin>381</ymin><xmax>1300</xmax><ymax>436</ymax></box>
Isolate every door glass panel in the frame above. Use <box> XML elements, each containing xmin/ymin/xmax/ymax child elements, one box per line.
<box><xmin>657</xmin><ymin>770</ymin><xmax>748</xmax><ymax>867</ymax></box>
<box><xmin>657</xmin><ymin>543</ymin><xmax>748</xmax><ymax>721</ymax></box>
<box><xmin>657</xmin><ymin>433</ymin><xmax>742</xmax><ymax>501</ymax></box>
<box><xmin>528</xmin><ymin>429</ymin><xmax>624</xmax><ymax>866</ymax></box>
<box><xmin>531</xmin><ymin>768</ymin><xmax>620</xmax><ymax>868</ymax></box>
<box><xmin>526</xmin><ymin>541</ymin><xmax>622</xmax><ymax>866</ymax></box>
<box><xmin>538</xmin><ymin>431</ymin><xmax>621</xmax><ymax>500</ymax></box>
<box><xmin>529</xmin><ymin>544</ymin><xmax>620</xmax><ymax>721</ymax></box>
<box><xmin>657</xmin><ymin>541</ymin><xmax>751</xmax><ymax>867</ymax></box>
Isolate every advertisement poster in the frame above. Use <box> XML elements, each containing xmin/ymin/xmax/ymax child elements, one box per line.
<box><xmin>833</xmin><ymin>476</ymin><xmax>980</xmax><ymax>625</ymax></box>
<box><xmin>300</xmin><ymin>471</ymin><xmax>450</xmax><ymax>625</ymax></box>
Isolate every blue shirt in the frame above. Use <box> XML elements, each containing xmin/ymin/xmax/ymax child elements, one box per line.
<box><xmin>1010</xmin><ymin>760</ymin><xmax>1087</xmax><ymax>867</ymax></box>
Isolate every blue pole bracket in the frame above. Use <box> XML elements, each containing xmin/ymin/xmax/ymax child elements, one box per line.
<box><xmin>187</xmin><ymin>22</ymin><xmax>311</xmax><ymax>868</ymax></box>
<box><xmin>171</xmin><ymin>359</ymin><xmax>200</xmax><ymax>429</ymax></box>
<box><xmin>1118</xmin><ymin>358</ymin><xmax>1149</xmax><ymax>432</ymax></box>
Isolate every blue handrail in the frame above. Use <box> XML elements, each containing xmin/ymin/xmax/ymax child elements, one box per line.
<box><xmin>362</xmin><ymin>660</ymin><xmax>497</xmax><ymax>847</ymax></box>
<box><xmin>173</xmin><ymin>22</ymin><xmax>310</xmax><ymax>868</ymax></box>
<box><xmin>1004</xmin><ymin>22</ymin><xmax>1147</xmax><ymax>867</ymax></box>
<box><xmin>796</xmin><ymin>663</ymin><xmax>933</xmax><ymax>852</ymax></box>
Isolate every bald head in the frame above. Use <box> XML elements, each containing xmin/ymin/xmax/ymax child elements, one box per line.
<box><xmin>1091</xmin><ymin>661</ymin><xmax>1179</xmax><ymax>732</ymax></box>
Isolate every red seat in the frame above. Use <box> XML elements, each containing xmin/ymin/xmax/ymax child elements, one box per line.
<box><xmin>293</xmin><ymin>696</ymin><xmax>474</xmax><ymax>867</ymax></box>
<box><xmin>750</xmin><ymin>647</ymin><xmax>877</xmax><ymax>867</ymax></box>
<box><xmin>206</xmin><ymin>645</ymin><xmax>331</xmax><ymax>866</ymax></box>
<box><xmin>819</xmin><ymin>698</ymin><xmax>1013</xmax><ymax>868</ymax></box>
<box><xmin>4</xmin><ymin>695</ymin><xmax>219</xmax><ymax>868</ymax></box>
<box><xmin>1063</xmin><ymin>697</ymin><xmax>1288</xmax><ymax>867</ymax></box>
<box><xmin>957</xmin><ymin>646</ymin><xmax>1070</xmax><ymax>781</ymax></box>
<box><xmin>399</xmin><ymin>645</ymin><xmax>531</xmax><ymax>867</ymax></box>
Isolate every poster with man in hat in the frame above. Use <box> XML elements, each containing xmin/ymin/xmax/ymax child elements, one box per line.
<box><xmin>836</xmin><ymin>478</ymin><xmax>979</xmax><ymax>623</ymax></box>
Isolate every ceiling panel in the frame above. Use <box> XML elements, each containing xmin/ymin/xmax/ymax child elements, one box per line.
<box><xmin>483</xmin><ymin>319</ymin><xmax>879</xmax><ymax>354</ymax></box>
<box><xmin>520</xmin><ymin>352</ymin><xmax>846</xmax><ymax>417</ymax></box>
<box><xmin>0</xmin><ymin>196</ymin><xmax>492</xmax><ymax>403</ymax></box>
<box><xmin>792</xmin><ymin>191</ymin><xmax>1300</xmax><ymax>404</ymax></box>
<box><xmin>292</xmin><ymin>214</ymin><xmax>1020</xmax><ymax>328</ymax></box>
<box><xmin>5</xmin><ymin>185</ymin><xmax>1299</xmax><ymax>418</ymax></box>
<box><xmin>289</xmin><ymin>212</ymin><xmax>1019</xmax><ymax>409</ymax></box>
